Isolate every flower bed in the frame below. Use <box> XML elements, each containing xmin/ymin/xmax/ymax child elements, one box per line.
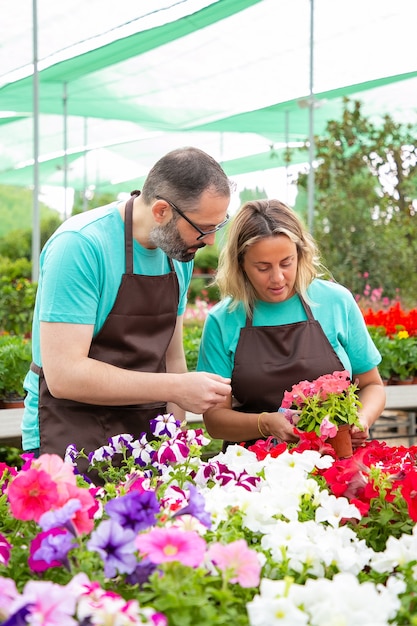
<box><xmin>362</xmin><ymin>303</ymin><xmax>417</xmax><ymax>383</ymax></box>
<box><xmin>1</xmin><ymin>415</ymin><xmax>417</xmax><ymax>625</ymax></box>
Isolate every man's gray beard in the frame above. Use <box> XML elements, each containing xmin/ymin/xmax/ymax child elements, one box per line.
<box><xmin>148</xmin><ymin>218</ymin><xmax>204</xmax><ymax>262</ymax></box>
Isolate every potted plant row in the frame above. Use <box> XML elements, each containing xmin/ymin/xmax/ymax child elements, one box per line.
<box><xmin>367</xmin><ymin>326</ymin><xmax>417</xmax><ymax>385</ymax></box>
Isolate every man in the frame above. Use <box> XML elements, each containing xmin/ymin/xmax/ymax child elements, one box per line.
<box><xmin>22</xmin><ymin>146</ymin><xmax>232</xmax><ymax>463</ymax></box>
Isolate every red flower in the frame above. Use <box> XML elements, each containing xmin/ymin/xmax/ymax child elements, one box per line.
<box><xmin>401</xmin><ymin>469</ymin><xmax>417</xmax><ymax>522</ymax></box>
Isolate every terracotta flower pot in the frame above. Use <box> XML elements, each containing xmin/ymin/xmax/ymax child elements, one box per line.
<box><xmin>326</xmin><ymin>424</ymin><xmax>353</xmax><ymax>459</ymax></box>
<box><xmin>1</xmin><ymin>397</ymin><xmax>25</xmax><ymax>409</ymax></box>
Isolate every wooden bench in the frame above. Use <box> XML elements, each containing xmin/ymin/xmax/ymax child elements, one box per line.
<box><xmin>370</xmin><ymin>384</ymin><xmax>417</xmax><ymax>445</ymax></box>
<box><xmin>1</xmin><ymin>386</ymin><xmax>417</xmax><ymax>448</ymax></box>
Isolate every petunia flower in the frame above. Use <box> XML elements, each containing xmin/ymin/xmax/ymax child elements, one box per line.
<box><xmin>135</xmin><ymin>527</ymin><xmax>206</xmax><ymax>567</ymax></box>
<box><xmin>105</xmin><ymin>489</ymin><xmax>160</xmax><ymax>532</ymax></box>
<box><xmin>7</xmin><ymin>579</ymin><xmax>78</xmax><ymax>626</ymax></box>
<box><xmin>154</xmin><ymin>439</ymin><xmax>189</xmax><ymax>465</ymax></box>
<box><xmin>87</xmin><ymin>519</ymin><xmax>137</xmax><ymax>578</ymax></box>
<box><xmin>29</xmin><ymin>528</ymin><xmax>75</xmax><ymax>572</ymax></box>
<box><xmin>207</xmin><ymin>539</ymin><xmax>262</xmax><ymax>587</ymax></box>
<box><xmin>319</xmin><ymin>416</ymin><xmax>338</xmax><ymax>439</ymax></box>
<box><xmin>6</xmin><ymin>468</ymin><xmax>60</xmax><ymax>522</ymax></box>
<box><xmin>150</xmin><ymin>413</ymin><xmax>181</xmax><ymax>438</ymax></box>
<box><xmin>0</xmin><ymin>577</ymin><xmax>18</xmax><ymax>621</ymax></box>
<box><xmin>172</xmin><ymin>483</ymin><xmax>212</xmax><ymax>528</ymax></box>
<box><xmin>0</xmin><ymin>533</ymin><xmax>11</xmax><ymax>566</ymax></box>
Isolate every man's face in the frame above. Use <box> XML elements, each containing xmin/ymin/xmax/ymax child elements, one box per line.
<box><xmin>149</xmin><ymin>191</ymin><xmax>230</xmax><ymax>262</ymax></box>
<box><xmin>148</xmin><ymin>214</ymin><xmax>205</xmax><ymax>262</ymax></box>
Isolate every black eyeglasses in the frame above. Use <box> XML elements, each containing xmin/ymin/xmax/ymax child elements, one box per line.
<box><xmin>155</xmin><ymin>195</ymin><xmax>230</xmax><ymax>241</ymax></box>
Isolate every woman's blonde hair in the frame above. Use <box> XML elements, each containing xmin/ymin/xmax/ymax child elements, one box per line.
<box><xmin>215</xmin><ymin>199</ymin><xmax>326</xmax><ymax>314</ymax></box>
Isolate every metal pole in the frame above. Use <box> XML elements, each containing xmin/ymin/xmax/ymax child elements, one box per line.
<box><xmin>63</xmin><ymin>82</ymin><xmax>68</xmax><ymax>220</ymax></box>
<box><xmin>307</xmin><ymin>0</ymin><xmax>315</xmax><ymax>234</ymax></box>
<box><xmin>31</xmin><ymin>0</ymin><xmax>40</xmax><ymax>281</ymax></box>
<box><xmin>83</xmin><ymin>117</ymin><xmax>88</xmax><ymax>211</ymax></box>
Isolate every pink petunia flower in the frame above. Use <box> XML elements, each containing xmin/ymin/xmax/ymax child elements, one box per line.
<box><xmin>207</xmin><ymin>539</ymin><xmax>262</xmax><ymax>588</ymax></box>
<box><xmin>135</xmin><ymin>527</ymin><xmax>206</xmax><ymax>567</ymax></box>
<box><xmin>8</xmin><ymin>579</ymin><xmax>78</xmax><ymax>626</ymax></box>
<box><xmin>6</xmin><ymin>468</ymin><xmax>60</xmax><ymax>522</ymax></box>
<box><xmin>0</xmin><ymin>577</ymin><xmax>18</xmax><ymax>621</ymax></box>
<box><xmin>319</xmin><ymin>416</ymin><xmax>338</xmax><ymax>439</ymax></box>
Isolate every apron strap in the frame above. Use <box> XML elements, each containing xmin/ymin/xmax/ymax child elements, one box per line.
<box><xmin>30</xmin><ymin>361</ymin><xmax>42</xmax><ymax>375</ymax></box>
<box><xmin>124</xmin><ymin>193</ymin><xmax>137</xmax><ymax>274</ymax></box>
<box><xmin>124</xmin><ymin>191</ymin><xmax>175</xmax><ymax>273</ymax></box>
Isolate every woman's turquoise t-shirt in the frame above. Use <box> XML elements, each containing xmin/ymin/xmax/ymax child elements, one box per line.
<box><xmin>197</xmin><ymin>279</ymin><xmax>381</xmax><ymax>379</ymax></box>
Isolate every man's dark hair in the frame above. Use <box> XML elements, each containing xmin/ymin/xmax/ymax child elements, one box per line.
<box><xmin>141</xmin><ymin>146</ymin><xmax>231</xmax><ymax>210</ymax></box>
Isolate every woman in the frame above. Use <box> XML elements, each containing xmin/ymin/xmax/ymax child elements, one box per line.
<box><xmin>197</xmin><ymin>199</ymin><xmax>385</xmax><ymax>449</ymax></box>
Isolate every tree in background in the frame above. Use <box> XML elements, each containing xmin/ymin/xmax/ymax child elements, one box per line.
<box><xmin>294</xmin><ymin>99</ymin><xmax>417</xmax><ymax>306</ymax></box>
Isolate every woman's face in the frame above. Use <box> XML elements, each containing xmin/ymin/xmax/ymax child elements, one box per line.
<box><xmin>242</xmin><ymin>234</ymin><xmax>298</xmax><ymax>303</ymax></box>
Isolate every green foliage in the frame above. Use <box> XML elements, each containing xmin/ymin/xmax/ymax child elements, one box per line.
<box><xmin>239</xmin><ymin>186</ymin><xmax>267</xmax><ymax>204</ymax></box>
<box><xmin>0</xmin><ymin>211</ymin><xmax>62</xmax><ymax>262</ymax></box>
<box><xmin>0</xmin><ymin>185</ymin><xmax>61</xmax><ymax>241</ymax></box>
<box><xmin>193</xmin><ymin>245</ymin><xmax>219</xmax><ymax>271</ymax></box>
<box><xmin>0</xmin><ymin>256</ymin><xmax>32</xmax><ymax>280</ymax></box>
<box><xmin>0</xmin><ymin>334</ymin><xmax>32</xmax><ymax>399</ymax></box>
<box><xmin>0</xmin><ymin>273</ymin><xmax>37</xmax><ymax>336</ymax></box>
<box><xmin>293</xmin><ymin>98</ymin><xmax>417</xmax><ymax>306</ymax></box>
<box><xmin>72</xmin><ymin>190</ymin><xmax>115</xmax><ymax>215</ymax></box>
<box><xmin>183</xmin><ymin>323</ymin><xmax>203</xmax><ymax>371</ymax></box>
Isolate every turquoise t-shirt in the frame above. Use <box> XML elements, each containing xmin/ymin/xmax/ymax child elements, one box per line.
<box><xmin>22</xmin><ymin>202</ymin><xmax>193</xmax><ymax>449</ymax></box>
<box><xmin>197</xmin><ymin>279</ymin><xmax>381</xmax><ymax>379</ymax></box>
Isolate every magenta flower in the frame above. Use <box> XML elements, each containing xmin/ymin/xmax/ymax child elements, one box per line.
<box><xmin>135</xmin><ymin>527</ymin><xmax>206</xmax><ymax>567</ymax></box>
<box><xmin>0</xmin><ymin>533</ymin><xmax>11</xmax><ymax>566</ymax></box>
<box><xmin>155</xmin><ymin>440</ymin><xmax>189</xmax><ymax>465</ymax></box>
<box><xmin>207</xmin><ymin>539</ymin><xmax>262</xmax><ymax>588</ymax></box>
<box><xmin>29</xmin><ymin>528</ymin><xmax>75</xmax><ymax>572</ymax></box>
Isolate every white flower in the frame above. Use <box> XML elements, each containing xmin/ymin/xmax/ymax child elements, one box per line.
<box><xmin>315</xmin><ymin>491</ymin><xmax>361</xmax><ymax>528</ymax></box>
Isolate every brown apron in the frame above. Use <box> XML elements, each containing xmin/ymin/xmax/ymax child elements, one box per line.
<box><xmin>228</xmin><ymin>296</ymin><xmax>345</xmax><ymax>447</ymax></box>
<box><xmin>34</xmin><ymin>194</ymin><xmax>179</xmax><ymax>471</ymax></box>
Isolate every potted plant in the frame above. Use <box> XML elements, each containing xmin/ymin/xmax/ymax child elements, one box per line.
<box><xmin>0</xmin><ymin>333</ymin><xmax>32</xmax><ymax>407</ymax></box>
<box><xmin>388</xmin><ymin>331</ymin><xmax>417</xmax><ymax>384</ymax></box>
<box><xmin>280</xmin><ymin>370</ymin><xmax>363</xmax><ymax>457</ymax></box>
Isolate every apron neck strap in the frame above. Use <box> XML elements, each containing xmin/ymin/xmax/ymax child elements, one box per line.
<box><xmin>245</xmin><ymin>293</ymin><xmax>315</xmax><ymax>326</ymax></box>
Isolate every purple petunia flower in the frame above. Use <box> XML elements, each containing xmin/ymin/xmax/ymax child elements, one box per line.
<box><xmin>105</xmin><ymin>490</ymin><xmax>160</xmax><ymax>533</ymax></box>
<box><xmin>125</xmin><ymin>557</ymin><xmax>158</xmax><ymax>587</ymax></box>
<box><xmin>88</xmin><ymin>444</ymin><xmax>116</xmax><ymax>466</ymax></box>
<box><xmin>39</xmin><ymin>499</ymin><xmax>82</xmax><ymax>534</ymax></box>
<box><xmin>150</xmin><ymin>413</ymin><xmax>180</xmax><ymax>438</ymax></box>
<box><xmin>107</xmin><ymin>433</ymin><xmax>134</xmax><ymax>453</ymax></box>
<box><xmin>130</xmin><ymin>434</ymin><xmax>155</xmax><ymax>467</ymax></box>
<box><xmin>173</xmin><ymin>484</ymin><xmax>212</xmax><ymax>529</ymax></box>
<box><xmin>29</xmin><ymin>528</ymin><xmax>75</xmax><ymax>573</ymax></box>
<box><xmin>87</xmin><ymin>519</ymin><xmax>137</xmax><ymax>578</ymax></box>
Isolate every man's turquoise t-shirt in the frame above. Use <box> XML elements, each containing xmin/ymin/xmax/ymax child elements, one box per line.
<box><xmin>197</xmin><ymin>279</ymin><xmax>381</xmax><ymax>380</ymax></box>
<box><xmin>22</xmin><ymin>202</ymin><xmax>193</xmax><ymax>450</ymax></box>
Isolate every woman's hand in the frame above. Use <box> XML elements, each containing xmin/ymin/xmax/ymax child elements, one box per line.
<box><xmin>260</xmin><ymin>411</ymin><xmax>299</xmax><ymax>443</ymax></box>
